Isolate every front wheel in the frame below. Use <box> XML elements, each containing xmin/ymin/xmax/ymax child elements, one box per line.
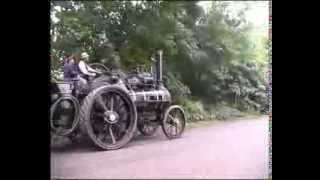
<box><xmin>161</xmin><ymin>105</ymin><xmax>186</xmax><ymax>139</ymax></box>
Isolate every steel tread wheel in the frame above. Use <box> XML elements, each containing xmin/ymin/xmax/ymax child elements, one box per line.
<box><xmin>79</xmin><ymin>85</ymin><xmax>137</xmax><ymax>150</ymax></box>
<box><xmin>161</xmin><ymin>105</ymin><xmax>186</xmax><ymax>139</ymax></box>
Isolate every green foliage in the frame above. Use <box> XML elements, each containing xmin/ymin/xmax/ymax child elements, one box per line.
<box><xmin>165</xmin><ymin>72</ymin><xmax>191</xmax><ymax>103</ymax></box>
<box><xmin>181</xmin><ymin>98</ymin><xmax>245</xmax><ymax>122</ymax></box>
<box><xmin>50</xmin><ymin>1</ymin><xmax>268</xmax><ymax>114</ymax></box>
<box><xmin>51</xmin><ymin>69</ymin><xmax>63</xmax><ymax>82</ymax></box>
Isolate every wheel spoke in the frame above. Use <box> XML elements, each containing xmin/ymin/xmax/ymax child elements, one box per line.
<box><xmin>93</xmin><ymin>112</ymin><xmax>104</xmax><ymax>118</ymax></box>
<box><xmin>96</xmin><ymin>95</ymin><xmax>109</xmax><ymax>112</ymax></box>
<box><xmin>114</xmin><ymin>95</ymin><xmax>122</xmax><ymax>110</ymax></box>
<box><xmin>166</xmin><ymin>124</ymin><xmax>171</xmax><ymax>134</ymax></box>
<box><xmin>114</xmin><ymin>123</ymin><xmax>125</xmax><ymax>137</ymax></box>
<box><xmin>175</xmin><ymin>124</ymin><xmax>178</xmax><ymax>133</ymax></box>
<box><xmin>96</xmin><ymin>124</ymin><xmax>107</xmax><ymax>141</ymax></box>
<box><xmin>118</xmin><ymin>105</ymin><xmax>128</xmax><ymax>122</ymax></box>
<box><xmin>168</xmin><ymin>114</ymin><xmax>175</xmax><ymax>121</ymax></box>
<box><xmin>110</xmin><ymin>96</ymin><xmax>114</xmax><ymax>111</ymax></box>
<box><xmin>109</xmin><ymin>126</ymin><xmax>116</xmax><ymax>144</ymax></box>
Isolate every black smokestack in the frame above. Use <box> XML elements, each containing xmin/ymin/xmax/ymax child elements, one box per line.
<box><xmin>155</xmin><ymin>49</ymin><xmax>163</xmax><ymax>88</ymax></box>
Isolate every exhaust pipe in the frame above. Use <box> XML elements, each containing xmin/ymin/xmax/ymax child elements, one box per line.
<box><xmin>155</xmin><ymin>49</ymin><xmax>163</xmax><ymax>89</ymax></box>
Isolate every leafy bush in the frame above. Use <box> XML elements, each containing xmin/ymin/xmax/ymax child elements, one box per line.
<box><xmin>212</xmin><ymin>105</ymin><xmax>244</xmax><ymax>120</ymax></box>
<box><xmin>166</xmin><ymin>72</ymin><xmax>191</xmax><ymax>103</ymax></box>
<box><xmin>180</xmin><ymin>98</ymin><xmax>245</xmax><ymax>122</ymax></box>
<box><xmin>51</xmin><ymin>69</ymin><xmax>63</xmax><ymax>82</ymax></box>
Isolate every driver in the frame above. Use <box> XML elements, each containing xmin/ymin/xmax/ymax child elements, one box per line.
<box><xmin>78</xmin><ymin>52</ymin><xmax>101</xmax><ymax>78</ymax></box>
<box><xmin>75</xmin><ymin>52</ymin><xmax>101</xmax><ymax>92</ymax></box>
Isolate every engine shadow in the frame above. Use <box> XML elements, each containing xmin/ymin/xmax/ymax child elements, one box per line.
<box><xmin>126</xmin><ymin>129</ymin><xmax>168</xmax><ymax>148</ymax></box>
<box><xmin>51</xmin><ymin>135</ymin><xmax>96</xmax><ymax>153</ymax></box>
<box><xmin>50</xmin><ymin>129</ymin><xmax>168</xmax><ymax>153</ymax></box>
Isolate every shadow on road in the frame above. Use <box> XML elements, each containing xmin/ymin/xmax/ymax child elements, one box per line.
<box><xmin>51</xmin><ymin>137</ymin><xmax>96</xmax><ymax>153</ymax></box>
<box><xmin>51</xmin><ymin>129</ymin><xmax>167</xmax><ymax>153</ymax></box>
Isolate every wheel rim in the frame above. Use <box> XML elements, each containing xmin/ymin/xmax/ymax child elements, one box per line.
<box><xmin>88</xmin><ymin>89</ymin><xmax>135</xmax><ymax>149</ymax></box>
<box><xmin>163</xmin><ymin>106</ymin><xmax>186</xmax><ymax>139</ymax></box>
<box><xmin>50</xmin><ymin>96</ymin><xmax>79</xmax><ymax>136</ymax></box>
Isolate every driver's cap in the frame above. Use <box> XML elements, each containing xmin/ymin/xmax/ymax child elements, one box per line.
<box><xmin>81</xmin><ymin>52</ymin><xmax>89</xmax><ymax>59</ymax></box>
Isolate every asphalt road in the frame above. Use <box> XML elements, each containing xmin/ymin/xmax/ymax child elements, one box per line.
<box><xmin>51</xmin><ymin>116</ymin><xmax>269</xmax><ymax>179</ymax></box>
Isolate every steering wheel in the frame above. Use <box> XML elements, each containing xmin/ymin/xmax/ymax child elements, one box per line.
<box><xmin>89</xmin><ymin>63</ymin><xmax>110</xmax><ymax>74</ymax></box>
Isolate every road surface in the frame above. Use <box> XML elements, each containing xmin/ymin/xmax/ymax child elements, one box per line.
<box><xmin>51</xmin><ymin>116</ymin><xmax>269</xmax><ymax>179</ymax></box>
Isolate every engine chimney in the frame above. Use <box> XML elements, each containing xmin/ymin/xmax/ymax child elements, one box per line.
<box><xmin>155</xmin><ymin>49</ymin><xmax>163</xmax><ymax>88</ymax></box>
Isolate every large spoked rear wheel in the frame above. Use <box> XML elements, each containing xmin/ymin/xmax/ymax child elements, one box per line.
<box><xmin>162</xmin><ymin>105</ymin><xmax>186</xmax><ymax>139</ymax></box>
<box><xmin>79</xmin><ymin>85</ymin><xmax>137</xmax><ymax>150</ymax></box>
<box><xmin>50</xmin><ymin>96</ymin><xmax>80</xmax><ymax>136</ymax></box>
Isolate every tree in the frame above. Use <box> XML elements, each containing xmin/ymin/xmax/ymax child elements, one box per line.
<box><xmin>50</xmin><ymin>1</ymin><xmax>268</xmax><ymax>111</ymax></box>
